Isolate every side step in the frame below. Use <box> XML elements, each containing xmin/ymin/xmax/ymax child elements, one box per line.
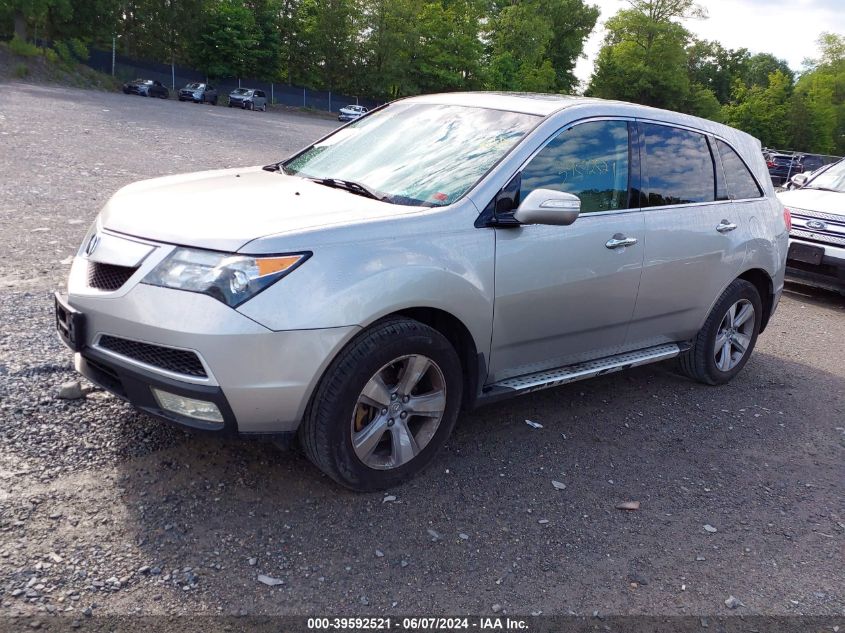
<box><xmin>479</xmin><ymin>343</ymin><xmax>682</xmax><ymax>404</ymax></box>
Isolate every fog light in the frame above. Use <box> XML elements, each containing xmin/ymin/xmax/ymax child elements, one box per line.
<box><xmin>152</xmin><ymin>388</ymin><xmax>224</xmax><ymax>423</ymax></box>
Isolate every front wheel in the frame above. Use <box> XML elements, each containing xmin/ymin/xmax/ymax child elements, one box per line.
<box><xmin>299</xmin><ymin>317</ymin><xmax>462</xmax><ymax>491</ymax></box>
<box><xmin>678</xmin><ymin>279</ymin><xmax>763</xmax><ymax>385</ymax></box>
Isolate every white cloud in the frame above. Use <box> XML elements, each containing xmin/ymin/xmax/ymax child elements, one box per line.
<box><xmin>573</xmin><ymin>0</ymin><xmax>845</xmax><ymax>90</ymax></box>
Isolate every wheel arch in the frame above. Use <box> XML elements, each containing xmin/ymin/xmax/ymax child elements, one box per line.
<box><xmin>737</xmin><ymin>268</ymin><xmax>775</xmax><ymax>332</ymax></box>
<box><xmin>383</xmin><ymin>307</ymin><xmax>484</xmax><ymax>411</ymax></box>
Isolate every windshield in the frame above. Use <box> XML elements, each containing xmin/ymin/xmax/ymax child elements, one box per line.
<box><xmin>807</xmin><ymin>159</ymin><xmax>845</xmax><ymax>192</ymax></box>
<box><xmin>233</xmin><ymin>88</ymin><xmax>250</xmax><ymax>95</ymax></box>
<box><xmin>186</xmin><ymin>83</ymin><xmax>203</xmax><ymax>89</ymax></box>
<box><xmin>283</xmin><ymin>103</ymin><xmax>538</xmax><ymax>207</ymax></box>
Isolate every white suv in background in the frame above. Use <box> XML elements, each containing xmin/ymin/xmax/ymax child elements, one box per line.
<box><xmin>778</xmin><ymin>158</ymin><xmax>845</xmax><ymax>294</ymax></box>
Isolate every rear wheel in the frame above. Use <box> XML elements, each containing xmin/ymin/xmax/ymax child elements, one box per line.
<box><xmin>678</xmin><ymin>279</ymin><xmax>762</xmax><ymax>385</ymax></box>
<box><xmin>299</xmin><ymin>317</ymin><xmax>462</xmax><ymax>491</ymax></box>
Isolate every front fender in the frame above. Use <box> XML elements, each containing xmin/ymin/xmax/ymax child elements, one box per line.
<box><xmin>236</xmin><ymin>227</ymin><xmax>495</xmax><ymax>360</ymax></box>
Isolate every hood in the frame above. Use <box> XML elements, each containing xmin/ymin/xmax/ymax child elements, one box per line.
<box><xmin>100</xmin><ymin>166</ymin><xmax>414</xmax><ymax>252</ymax></box>
<box><xmin>778</xmin><ymin>187</ymin><xmax>845</xmax><ymax>217</ymax></box>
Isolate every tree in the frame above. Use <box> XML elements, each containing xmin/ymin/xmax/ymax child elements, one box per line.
<box><xmin>722</xmin><ymin>70</ymin><xmax>792</xmax><ymax>148</ymax></box>
<box><xmin>744</xmin><ymin>52</ymin><xmax>793</xmax><ymax>88</ymax></box>
<box><xmin>587</xmin><ymin>5</ymin><xmax>691</xmax><ymax>109</ymax></box>
<box><xmin>190</xmin><ymin>0</ymin><xmax>261</xmax><ymax>79</ymax></box>
<box><xmin>686</xmin><ymin>39</ymin><xmax>750</xmax><ymax>104</ymax></box>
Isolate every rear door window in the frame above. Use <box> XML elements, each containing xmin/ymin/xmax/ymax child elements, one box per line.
<box><xmin>715</xmin><ymin>139</ymin><xmax>763</xmax><ymax>199</ymax></box>
<box><xmin>520</xmin><ymin>120</ymin><xmax>630</xmax><ymax>214</ymax></box>
<box><xmin>641</xmin><ymin>123</ymin><xmax>715</xmax><ymax>206</ymax></box>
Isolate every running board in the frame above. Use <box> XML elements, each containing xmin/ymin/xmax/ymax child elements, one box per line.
<box><xmin>478</xmin><ymin>343</ymin><xmax>682</xmax><ymax>404</ymax></box>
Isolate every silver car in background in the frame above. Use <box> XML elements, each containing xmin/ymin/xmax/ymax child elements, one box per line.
<box><xmin>228</xmin><ymin>88</ymin><xmax>267</xmax><ymax>111</ymax></box>
<box><xmin>55</xmin><ymin>93</ymin><xmax>788</xmax><ymax>490</ymax></box>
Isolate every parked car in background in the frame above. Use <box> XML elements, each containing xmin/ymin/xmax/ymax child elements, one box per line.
<box><xmin>778</xmin><ymin>158</ymin><xmax>845</xmax><ymax>294</ymax></box>
<box><xmin>799</xmin><ymin>154</ymin><xmax>827</xmax><ymax>174</ymax></box>
<box><xmin>55</xmin><ymin>93</ymin><xmax>787</xmax><ymax>491</ymax></box>
<box><xmin>122</xmin><ymin>79</ymin><xmax>169</xmax><ymax>99</ymax></box>
<box><xmin>766</xmin><ymin>153</ymin><xmax>803</xmax><ymax>186</ymax></box>
<box><xmin>178</xmin><ymin>83</ymin><xmax>218</xmax><ymax>105</ymax></box>
<box><xmin>228</xmin><ymin>88</ymin><xmax>267</xmax><ymax>111</ymax></box>
<box><xmin>338</xmin><ymin>104</ymin><xmax>368</xmax><ymax>122</ymax></box>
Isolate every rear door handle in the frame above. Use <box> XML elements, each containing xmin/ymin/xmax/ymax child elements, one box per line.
<box><xmin>605</xmin><ymin>235</ymin><xmax>638</xmax><ymax>249</ymax></box>
<box><xmin>716</xmin><ymin>220</ymin><xmax>738</xmax><ymax>233</ymax></box>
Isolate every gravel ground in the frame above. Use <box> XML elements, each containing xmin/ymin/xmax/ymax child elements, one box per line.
<box><xmin>0</xmin><ymin>82</ymin><xmax>843</xmax><ymax>623</ymax></box>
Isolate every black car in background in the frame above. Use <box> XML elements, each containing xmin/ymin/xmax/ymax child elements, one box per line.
<box><xmin>122</xmin><ymin>79</ymin><xmax>169</xmax><ymax>99</ymax></box>
<box><xmin>178</xmin><ymin>83</ymin><xmax>218</xmax><ymax>104</ymax></box>
<box><xmin>766</xmin><ymin>153</ymin><xmax>803</xmax><ymax>186</ymax></box>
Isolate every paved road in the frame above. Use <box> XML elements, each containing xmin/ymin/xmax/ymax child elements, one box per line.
<box><xmin>0</xmin><ymin>83</ymin><xmax>843</xmax><ymax>621</ymax></box>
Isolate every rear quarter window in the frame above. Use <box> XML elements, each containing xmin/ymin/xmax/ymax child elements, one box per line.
<box><xmin>715</xmin><ymin>139</ymin><xmax>763</xmax><ymax>199</ymax></box>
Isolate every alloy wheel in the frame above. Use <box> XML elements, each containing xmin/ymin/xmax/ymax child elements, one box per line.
<box><xmin>350</xmin><ymin>354</ymin><xmax>447</xmax><ymax>470</ymax></box>
<box><xmin>713</xmin><ymin>299</ymin><xmax>755</xmax><ymax>372</ymax></box>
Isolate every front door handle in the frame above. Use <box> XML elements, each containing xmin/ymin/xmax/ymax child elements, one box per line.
<box><xmin>605</xmin><ymin>235</ymin><xmax>638</xmax><ymax>249</ymax></box>
<box><xmin>716</xmin><ymin>220</ymin><xmax>738</xmax><ymax>233</ymax></box>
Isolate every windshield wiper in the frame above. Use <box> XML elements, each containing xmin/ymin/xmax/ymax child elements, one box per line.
<box><xmin>308</xmin><ymin>177</ymin><xmax>387</xmax><ymax>201</ymax></box>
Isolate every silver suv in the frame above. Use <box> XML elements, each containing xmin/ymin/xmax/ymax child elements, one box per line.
<box><xmin>55</xmin><ymin>93</ymin><xmax>788</xmax><ymax>490</ymax></box>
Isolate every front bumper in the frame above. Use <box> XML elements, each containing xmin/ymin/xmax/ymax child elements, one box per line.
<box><xmin>786</xmin><ymin>237</ymin><xmax>845</xmax><ymax>292</ymax></box>
<box><xmin>61</xmin><ymin>270</ymin><xmax>359</xmax><ymax>434</ymax></box>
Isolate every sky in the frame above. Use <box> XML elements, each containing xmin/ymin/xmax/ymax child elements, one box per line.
<box><xmin>572</xmin><ymin>0</ymin><xmax>845</xmax><ymax>89</ymax></box>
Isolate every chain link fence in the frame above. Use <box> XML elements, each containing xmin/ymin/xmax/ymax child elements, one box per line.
<box><xmin>85</xmin><ymin>48</ymin><xmax>380</xmax><ymax>113</ymax></box>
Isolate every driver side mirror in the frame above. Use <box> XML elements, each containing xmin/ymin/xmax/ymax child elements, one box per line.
<box><xmin>514</xmin><ymin>189</ymin><xmax>581</xmax><ymax>226</ymax></box>
<box><xmin>789</xmin><ymin>172</ymin><xmax>809</xmax><ymax>188</ymax></box>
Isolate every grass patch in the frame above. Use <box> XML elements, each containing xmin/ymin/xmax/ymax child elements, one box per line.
<box><xmin>14</xmin><ymin>63</ymin><xmax>29</xmax><ymax>78</ymax></box>
<box><xmin>8</xmin><ymin>36</ymin><xmax>40</xmax><ymax>57</ymax></box>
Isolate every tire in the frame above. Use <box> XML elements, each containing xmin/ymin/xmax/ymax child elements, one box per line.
<box><xmin>678</xmin><ymin>279</ymin><xmax>763</xmax><ymax>385</ymax></box>
<box><xmin>247</xmin><ymin>101</ymin><xmax>253</xmax><ymax>110</ymax></box>
<box><xmin>299</xmin><ymin>317</ymin><xmax>462</xmax><ymax>491</ymax></box>
<box><xmin>261</xmin><ymin>103</ymin><xmax>266</xmax><ymax>112</ymax></box>
<box><xmin>228</xmin><ymin>102</ymin><xmax>233</xmax><ymax>108</ymax></box>
<box><xmin>212</xmin><ymin>97</ymin><xmax>218</xmax><ymax>106</ymax></box>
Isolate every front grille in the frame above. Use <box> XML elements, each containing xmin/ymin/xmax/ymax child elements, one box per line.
<box><xmin>87</xmin><ymin>262</ymin><xmax>137</xmax><ymax>291</ymax></box>
<box><xmin>98</xmin><ymin>335</ymin><xmax>208</xmax><ymax>377</ymax></box>
<box><xmin>790</xmin><ymin>228</ymin><xmax>845</xmax><ymax>248</ymax></box>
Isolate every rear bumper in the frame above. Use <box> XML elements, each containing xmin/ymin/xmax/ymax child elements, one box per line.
<box><xmin>62</xmin><ymin>279</ymin><xmax>360</xmax><ymax>434</ymax></box>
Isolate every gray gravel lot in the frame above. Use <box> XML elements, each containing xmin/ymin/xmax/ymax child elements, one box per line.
<box><xmin>0</xmin><ymin>82</ymin><xmax>843</xmax><ymax>621</ymax></box>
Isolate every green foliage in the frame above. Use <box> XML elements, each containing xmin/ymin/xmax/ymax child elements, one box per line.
<box><xmin>42</xmin><ymin>47</ymin><xmax>58</xmax><ymax>64</ymax></box>
<box><xmin>486</xmin><ymin>0</ymin><xmax>598</xmax><ymax>93</ymax></box>
<box><xmin>8</xmin><ymin>35</ymin><xmax>41</xmax><ymax>57</ymax></box>
<box><xmin>722</xmin><ymin>70</ymin><xmax>792</xmax><ymax>148</ymax></box>
<box><xmin>587</xmin><ymin>7</ymin><xmax>691</xmax><ymax>110</ymax></box>
<box><xmin>53</xmin><ymin>40</ymin><xmax>74</xmax><ymax>66</ymax></box>
<box><xmin>190</xmin><ymin>0</ymin><xmax>260</xmax><ymax>79</ymax></box>
<box><xmin>14</xmin><ymin>62</ymin><xmax>29</xmax><ymax>77</ymax></box>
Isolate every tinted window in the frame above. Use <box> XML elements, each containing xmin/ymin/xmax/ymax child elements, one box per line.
<box><xmin>520</xmin><ymin>120</ymin><xmax>630</xmax><ymax>214</ymax></box>
<box><xmin>716</xmin><ymin>140</ymin><xmax>763</xmax><ymax>199</ymax></box>
<box><xmin>642</xmin><ymin>124</ymin><xmax>715</xmax><ymax>206</ymax></box>
<box><xmin>256</xmin><ymin>90</ymin><xmax>265</xmax><ymax>98</ymax></box>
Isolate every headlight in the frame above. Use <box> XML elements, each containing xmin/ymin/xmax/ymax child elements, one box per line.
<box><xmin>143</xmin><ymin>247</ymin><xmax>309</xmax><ymax>307</ymax></box>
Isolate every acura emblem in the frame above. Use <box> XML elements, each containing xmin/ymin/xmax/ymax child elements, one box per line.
<box><xmin>85</xmin><ymin>233</ymin><xmax>101</xmax><ymax>256</ymax></box>
<box><xmin>805</xmin><ymin>220</ymin><xmax>827</xmax><ymax>231</ymax></box>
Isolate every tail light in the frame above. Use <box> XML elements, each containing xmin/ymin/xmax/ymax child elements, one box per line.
<box><xmin>783</xmin><ymin>207</ymin><xmax>792</xmax><ymax>232</ymax></box>
<box><xmin>766</xmin><ymin>160</ymin><xmax>775</xmax><ymax>168</ymax></box>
